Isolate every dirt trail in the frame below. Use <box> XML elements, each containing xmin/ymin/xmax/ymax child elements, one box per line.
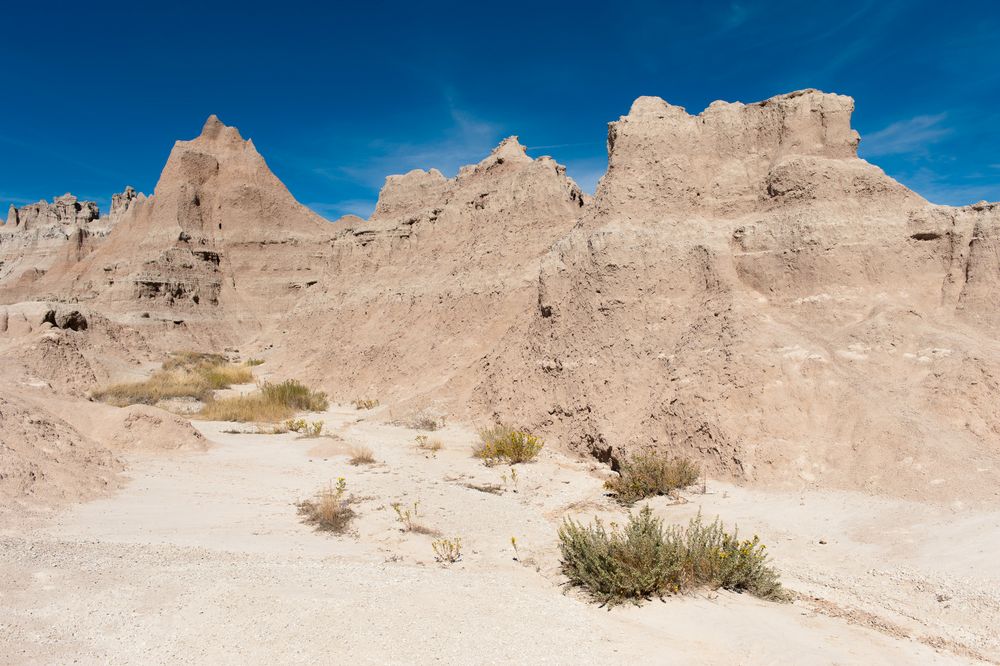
<box><xmin>1</xmin><ymin>406</ymin><xmax>995</xmax><ymax>664</ymax></box>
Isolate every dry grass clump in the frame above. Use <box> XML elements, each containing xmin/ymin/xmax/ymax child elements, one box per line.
<box><xmin>432</xmin><ymin>537</ymin><xmax>463</xmax><ymax>563</ymax></box>
<box><xmin>199</xmin><ymin>379</ymin><xmax>328</xmax><ymax>422</ymax></box>
<box><xmin>92</xmin><ymin>351</ymin><xmax>253</xmax><ymax>406</ymax></box>
<box><xmin>349</xmin><ymin>445</ymin><xmax>376</xmax><ymax>465</ymax></box>
<box><xmin>352</xmin><ymin>398</ymin><xmax>379</xmax><ymax>410</ymax></box>
<box><xmin>415</xmin><ymin>435</ymin><xmax>442</xmax><ymax>453</ymax></box>
<box><xmin>559</xmin><ymin>507</ymin><xmax>786</xmax><ymax>606</ymax></box>
<box><xmin>604</xmin><ymin>453</ymin><xmax>700</xmax><ymax>504</ymax></box>
<box><xmin>407</xmin><ymin>408</ymin><xmax>446</xmax><ymax>431</ymax></box>
<box><xmin>297</xmin><ymin>479</ymin><xmax>356</xmax><ymax>533</ymax></box>
<box><xmin>474</xmin><ymin>424</ymin><xmax>543</xmax><ymax>465</ymax></box>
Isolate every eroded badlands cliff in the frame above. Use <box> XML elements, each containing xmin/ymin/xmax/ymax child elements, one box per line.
<box><xmin>2</xmin><ymin>89</ymin><xmax>999</xmax><ymax>507</ymax></box>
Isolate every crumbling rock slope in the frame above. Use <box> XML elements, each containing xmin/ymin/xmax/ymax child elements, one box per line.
<box><xmin>480</xmin><ymin>90</ymin><xmax>1000</xmax><ymax>502</ymax></box>
<box><xmin>275</xmin><ymin>136</ymin><xmax>585</xmax><ymax>406</ymax></box>
<box><xmin>0</xmin><ymin>191</ymin><xmax>138</xmax><ymax>299</ymax></box>
<box><xmin>8</xmin><ymin>116</ymin><xmax>335</xmax><ymax>343</ymax></box>
<box><xmin>2</xmin><ymin>91</ymin><xmax>998</xmax><ymax>504</ymax></box>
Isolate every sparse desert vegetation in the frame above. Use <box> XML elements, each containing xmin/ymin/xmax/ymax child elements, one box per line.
<box><xmin>92</xmin><ymin>351</ymin><xmax>253</xmax><ymax>406</ymax></box>
<box><xmin>604</xmin><ymin>453</ymin><xmax>700</xmax><ymax>504</ymax></box>
<box><xmin>474</xmin><ymin>424</ymin><xmax>543</xmax><ymax>465</ymax></box>
<box><xmin>296</xmin><ymin>479</ymin><xmax>356</xmax><ymax>533</ymax></box>
<box><xmin>559</xmin><ymin>507</ymin><xmax>785</xmax><ymax>605</ymax></box>
<box><xmin>349</xmin><ymin>445</ymin><xmax>376</xmax><ymax>465</ymax></box>
<box><xmin>391</xmin><ymin>501</ymin><xmax>438</xmax><ymax>535</ymax></box>
<box><xmin>406</xmin><ymin>408</ymin><xmax>446</xmax><ymax>431</ymax></box>
<box><xmin>282</xmin><ymin>418</ymin><xmax>324</xmax><ymax>437</ymax></box>
<box><xmin>414</xmin><ymin>434</ymin><xmax>442</xmax><ymax>453</ymax></box>
<box><xmin>199</xmin><ymin>379</ymin><xmax>328</xmax><ymax>422</ymax></box>
<box><xmin>432</xmin><ymin>537</ymin><xmax>463</xmax><ymax>563</ymax></box>
<box><xmin>352</xmin><ymin>398</ymin><xmax>380</xmax><ymax>410</ymax></box>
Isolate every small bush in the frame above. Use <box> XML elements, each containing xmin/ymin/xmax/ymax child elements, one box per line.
<box><xmin>432</xmin><ymin>537</ymin><xmax>463</xmax><ymax>563</ymax></box>
<box><xmin>349</xmin><ymin>445</ymin><xmax>376</xmax><ymax>465</ymax></box>
<box><xmin>92</xmin><ymin>352</ymin><xmax>253</xmax><ymax>406</ymax></box>
<box><xmin>297</xmin><ymin>479</ymin><xmax>356</xmax><ymax>533</ymax></box>
<box><xmin>352</xmin><ymin>398</ymin><xmax>379</xmax><ymax>410</ymax></box>
<box><xmin>391</xmin><ymin>501</ymin><xmax>438</xmax><ymax>535</ymax></box>
<box><xmin>282</xmin><ymin>418</ymin><xmax>324</xmax><ymax>437</ymax></box>
<box><xmin>200</xmin><ymin>379</ymin><xmax>328</xmax><ymax>422</ymax></box>
<box><xmin>474</xmin><ymin>424</ymin><xmax>543</xmax><ymax>465</ymax></box>
<box><xmin>261</xmin><ymin>380</ymin><xmax>329</xmax><ymax>412</ymax></box>
<box><xmin>558</xmin><ymin>507</ymin><xmax>785</xmax><ymax>606</ymax></box>
<box><xmin>604</xmin><ymin>453</ymin><xmax>700</xmax><ymax>504</ymax></box>
<box><xmin>415</xmin><ymin>435</ymin><xmax>442</xmax><ymax>453</ymax></box>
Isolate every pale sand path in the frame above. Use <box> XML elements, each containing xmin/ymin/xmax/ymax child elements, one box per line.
<box><xmin>1</xmin><ymin>405</ymin><xmax>995</xmax><ymax>664</ymax></box>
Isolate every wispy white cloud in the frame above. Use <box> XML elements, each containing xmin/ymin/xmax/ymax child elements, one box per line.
<box><xmin>897</xmin><ymin>167</ymin><xmax>999</xmax><ymax>206</ymax></box>
<box><xmin>861</xmin><ymin>113</ymin><xmax>952</xmax><ymax>157</ymax></box>
<box><xmin>321</xmin><ymin>107</ymin><xmax>504</xmax><ymax>189</ymax></box>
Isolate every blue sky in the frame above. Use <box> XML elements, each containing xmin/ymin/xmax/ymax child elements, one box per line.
<box><xmin>2</xmin><ymin>0</ymin><xmax>998</xmax><ymax>219</ymax></box>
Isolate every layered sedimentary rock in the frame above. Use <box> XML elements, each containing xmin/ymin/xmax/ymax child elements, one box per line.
<box><xmin>280</xmin><ymin>136</ymin><xmax>586</xmax><ymax>404</ymax></box>
<box><xmin>0</xmin><ymin>191</ymin><xmax>136</xmax><ymax>295</ymax></box>
<box><xmin>479</xmin><ymin>90</ymin><xmax>1000</xmax><ymax>501</ymax></box>
<box><xmin>11</xmin><ymin>116</ymin><xmax>335</xmax><ymax>344</ymax></box>
<box><xmin>108</xmin><ymin>186</ymin><xmax>142</xmax><ymax>223</ymax></box>
<box><xmin>2</xmin><ymin>91</ymin><xmax>998</xmax><ymax>503</ymax></box>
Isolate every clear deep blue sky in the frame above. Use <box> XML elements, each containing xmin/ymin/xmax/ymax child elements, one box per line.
<box><xmin>2</xmin><ymin>1</ymin><xmax>998</xmax><ymax>219</ymax></box>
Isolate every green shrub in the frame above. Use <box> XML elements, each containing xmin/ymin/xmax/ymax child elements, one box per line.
<box><xmin>474</xmin><ymin>424</ymin><xmax>542</xmax><ymax>465</ymax></box>
<box><xmin>558</xmin><ymin>507</ymin><xmax>785</xmax><ymax>606</ymax></box>
<box><xmin>604</xmin><ymin>453</ymin><xmax>700</xmax><ymax>504</ymax></box>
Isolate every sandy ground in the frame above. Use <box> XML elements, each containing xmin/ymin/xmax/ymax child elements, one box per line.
<box><xmin>2</xmin><ymin>405</ymin><xmax>997</xmax><ymax>664</ymax></box>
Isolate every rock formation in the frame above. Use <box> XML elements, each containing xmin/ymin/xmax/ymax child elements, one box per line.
<box><xmin>279</xmin><ymin>135</ymin><xmax>585</xmax><ymax>406</ymax></box>
<box><xmin>5</xmin><ymin>193</ymin><xmax>100</xmax><ymax>230</ymax></box>
<box><xmin>479</xmin><ymin>90</ymin><xmax>1000</xmax><ymax>501</ymax></box>
<box><xmin>2</xmin><ymin>91</ymin><xmax>998</xmax><ymax>503</ymax></box>
<box><xmin>108</xmin><ymin>186</ymin><xmax>143</xmax><ymax>223</ymax></box>
<box><xmin>0</xmin><ymin>189</ymin><xmax>138</xmax><ymax>297</ymax></box>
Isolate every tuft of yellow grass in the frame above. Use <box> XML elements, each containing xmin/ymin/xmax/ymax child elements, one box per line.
<box><xmin>92</xmin><ymin>351</ymin><xmax>252</xmax><ymax>407</ymax></box>
<box><xmin>349</xmin><ymin>445</ymin><xmax>376</xmax><ymax>465</ymax></box>
<box><xmin>415</xmin><ymin>435</ymin><xmax>442</xmax><ymax>453</ymax></box>
<box><xmin>199</xmin><ymin>379</ymin><xmax>328</xmax><ymax>423</ymax></box>
<box><xmin>297</xmin><ymin>479</ymin><xmax>355</xmax><ymax>533</ymax></box>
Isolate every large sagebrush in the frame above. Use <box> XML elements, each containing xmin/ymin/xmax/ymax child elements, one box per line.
<box><xmin>559</xmin><ymin>507</ymin><xmax>786</xmax><ymax>605</ymax></box>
